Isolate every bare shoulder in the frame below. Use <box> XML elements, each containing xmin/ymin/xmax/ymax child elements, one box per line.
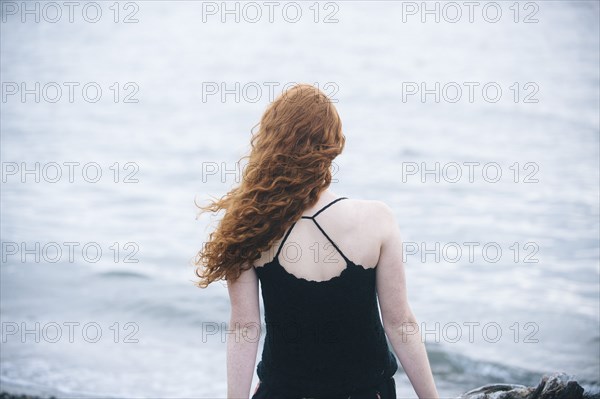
<box><xmin>339</xmin><ymin>198</ymin><xmax>397</xmax><ymax>241</ymax></box>
<box><xmin>348</xmin><ymin>198</ymin><xmax>395</xmax><ymax>228</ymax></box>
<box><xmin>368</xmin><ymin>199</ymin><xmax>395</xmax><ymax>217</ymax></box>
<box><xmin>342</xmin><ymin>198</ymin><xmax>391</xmax><ymax>214</ymax></box>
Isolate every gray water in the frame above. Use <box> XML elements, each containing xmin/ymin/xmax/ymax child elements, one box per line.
<box><xmin>1</xmin><ymin>1</ymin><xmax>599</xmax><ymax>398</ymax></box>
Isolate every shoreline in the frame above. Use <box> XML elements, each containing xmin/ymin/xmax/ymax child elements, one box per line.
<box><xmin>0</xmin><ymin>394</ymin><xmax>56</xmax><ymax>399</ymax></box>
<box><xmin>2</xmin><ymin>373</ymin><xmax>599</xmax><ymax>399</ymax></box>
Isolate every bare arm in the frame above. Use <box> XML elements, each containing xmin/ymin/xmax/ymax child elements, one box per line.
<box><xmin>226</xmin><ymin>265</ymin><xmax>261</xmax><ymax>399</ymax></box>
<box><xmin>375</xmin><ymin>202</ymin><xmax>440</xmax><ymax>399</ymax></box>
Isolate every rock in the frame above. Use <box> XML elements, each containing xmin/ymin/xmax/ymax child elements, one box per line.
<box><xmin>457</xmin><ymin>372</ymin><xmax>597</xmax><ymax>399</ymax></box>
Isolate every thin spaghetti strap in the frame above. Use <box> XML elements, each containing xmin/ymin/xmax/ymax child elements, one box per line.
<box><xmin>311</xmin><ymin>197</ymin><xmax>348</xmax><ymax>218</ymax></box>
<box><xmin>311</xmin><ymin>219</ymin><xmax>351</xmax><ymax>264</ymax></box>
<box><xmin>275</xmin><ymin>221</ymin><xmax>297</xmax><ymax>258</ymax></box>
<box><xmin>276</xmin><ymin>197</ymin><xmax>348</xmax><ymax>261</ymax></box>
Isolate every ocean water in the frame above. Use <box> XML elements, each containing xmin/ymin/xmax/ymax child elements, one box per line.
<box><xmin>1</xmin><ymin>1</ymin><xmax>599</xmax><ymax>398</ymax></box>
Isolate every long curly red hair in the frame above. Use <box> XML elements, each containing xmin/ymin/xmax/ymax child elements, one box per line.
<box><xmin>194</xmin><ymin>84</ymin><xmax>345</xmax><ymax>288</ymax></box>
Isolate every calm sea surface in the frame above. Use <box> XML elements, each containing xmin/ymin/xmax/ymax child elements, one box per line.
<box><xmin>1</xmin><ymin>1</ymin><xmax>599</xmax><ymax>398</ymax></box>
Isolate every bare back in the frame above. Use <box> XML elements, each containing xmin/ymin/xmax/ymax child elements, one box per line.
<box><xmin>253</xmin><ymin>192</ymin><xmax>385</xmax><ymax>283</ymax></box>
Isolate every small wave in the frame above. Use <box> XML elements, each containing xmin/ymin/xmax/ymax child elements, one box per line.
<box><xmin>427</xmin><ymin>345</ymin><xmax>543</xmax><ymax>387</ymax></box>
<box><xmin>96</xmin><ymin>271</ymin><xmax>150</xmax><ymax>280</ymax></box>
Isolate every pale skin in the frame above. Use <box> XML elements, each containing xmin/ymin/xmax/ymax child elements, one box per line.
<box><xmin>226</xmin><ymin>189</ymin><xmax>440</xmax><ymax>399</ymax></box>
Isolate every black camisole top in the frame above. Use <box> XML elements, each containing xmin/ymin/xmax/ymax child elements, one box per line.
<box><xmin>254</xmin><ymin>197</ymin><xmax>399</xmax><ymax>397</ymax></box>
